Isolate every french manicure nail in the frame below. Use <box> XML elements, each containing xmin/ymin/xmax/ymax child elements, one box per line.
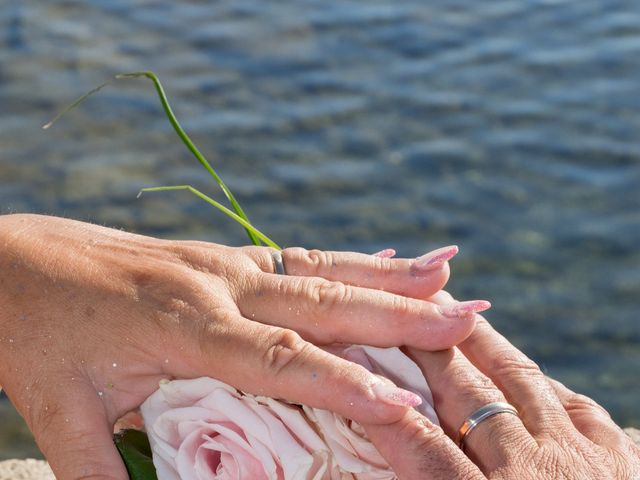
<box><xmin>373</xmin><ymin>248</ymin><xmax>396</xmax><ymax>258</ymax></box>
<box><xmin>412</xmin><ymin>245</ymin><xmax>459</xmax><ymax>272</ymax></box>
<box><xmin>438</xmin><ymin>300</ymin><xmax>492</xmax><ymax>318</ymax></box>
<box><xmin>372</xmin><ymin>383</ymin><xmax>423</xmax><ymax>408</ymax></box>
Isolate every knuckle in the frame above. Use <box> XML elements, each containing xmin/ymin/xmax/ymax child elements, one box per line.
<box><xmin>372</xmin><ymin>255</ymin><xmax>395</xmax><ymax>275</ymax></box>
<box><xmin>279</xmin><ymin>247</ymin><xmax>310</xmax><ymax>275</ymax></box>
<box><xmin>397</xmin><ymin>415</ymin><xmax>445</xmax><ymax>450</ymax></box>
<box><xmin>305</xmin><ymin>248</ymin><xmax>334</xmax><ymax>273</ymax></box>
<box><xmin>390</xmin><ymin>294</ymin><xmax>415</xmax><ymax>318</ymax></box>
<box><xmin>239</xmin><ymin>245</ymin><xmax>272</xmax><ymax>272</ymax></box>
<box><xmin>397</xmin><ymin>418</ymin><xmax>481</xmax><ymax>480</ymax></box>
<box><xmin>262</xmin><ymin>329</ymin><xmax>311</xmax><ymax>376</ymax></box>
<box><xmin>283</xmin><ymin>246</ymin><xmax>307</xmax><ymax>260</ymax></box>
<box><xmin>447</xmin><ymin>358</ymin><xmax>502</xmax><ymax>402</ymax></box>
<box><xmin>563</xmin><ymin>392</ymin><xmax>610</xmax><ymax>418</ymax></box>
<box><xmin>492</xmin><ymin>347</ymin><xmax>543</xmax><ymax>381</ymax></box>
<box><xmin>239</xmin><ymin>244</ymin><xmax>264</xmax><ymax>258</ymax></box>
<box><xmin>309</xmin><ymin>279</ymin><xmax>351</xmax><ymax>312</ymax></box>
<box><xmin>284</xmin><ymin>247</ymin><xmax>336</xmax><ymax>276</ymax></box>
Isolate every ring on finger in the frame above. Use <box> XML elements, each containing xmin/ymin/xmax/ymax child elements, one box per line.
<box><xmin>271</xmin><ymin>250</ymin><xmax>287</xmax><ymax>275</ymax></box>
<box><xmin>457</xmin><ymin>401</ymin><xmax>519</xmax><ymax>452</ymax></box>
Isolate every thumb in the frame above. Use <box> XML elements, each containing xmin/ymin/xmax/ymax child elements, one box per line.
<box><xmin>364</xmin><ymin>409</ymin><xmax>485</xmax><ymax>480</ymax></box>
<box><xmin>31</xmin><ymin>383</ymin><xmax>128</xmax><ymax>480</ymax></box>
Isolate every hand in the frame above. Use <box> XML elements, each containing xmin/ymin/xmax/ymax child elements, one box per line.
<box><xmin>364</xmin><ymin>305</ymin><xmax>640</xmax><ymax>479</ymax></box>
<box><xmin>0</xmin><ymin>214</ymin><xmax>487</xmax><ymax>479</ymax></box>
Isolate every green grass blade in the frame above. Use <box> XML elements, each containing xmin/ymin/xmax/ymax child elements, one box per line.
<box><xmin>116</xmin><ymin>71</ymin><xmax>261</xmax><ymax>246</ymax></box>
<box><xmin>138</xmin><ymin>185</ymin><xmax>281</xmax><ymax>250</ymax></box>
<box><xmin>43</xmin><ymin>71</ymin><xmax>265</xmax><ymax>246</ymax></box>
<box><xmin>42</xmin><ymin>82</ymin><xmax>111</xmax><ymax>130</ymax></box>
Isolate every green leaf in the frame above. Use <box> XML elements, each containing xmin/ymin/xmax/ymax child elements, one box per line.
<box><xmin>114</xmin><ymin>429</ymin><xmax>158</xmax><ymax>480</ymax></box>
<box><xmin>138</xmin><ymin>185</ymin><xmax>281</xmax><ymax>249</ymax></box>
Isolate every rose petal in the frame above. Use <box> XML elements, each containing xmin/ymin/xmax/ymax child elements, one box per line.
<box><xmin>342</xmin><ymin>346</ymin><xmax>439</xmax><ymax>424</ymax></box>
<box><xmin>259</xmin><ymin>398</ymin><xmax>328</xmax><ymax>453</ymax></box>
<box><xmin>195</xmin><ymin>444</ymin><xmax>223</xmax><ymax>479</ymax></box>
<box><xmin>303</xmin><ymin>407</ymin><xmax>391</xmax><ymax>477</ymax></box>
<box><xmin>201</xmin><ymin>389</ymin><xmax>279</xmax><ymax>477</ymax></box>
<box><xmin>141</xmin><ymin>377</ymin><xmax>358</xmax><ymax>479</ymax></box>
<box><xmin>244</xmin><ymin>397</ymin><xmax>315</xmax><ymax>479</ymax></box>
<box><xmin>203</xmin><ymin>434</ymin><xmax>268</xmax><ymax>479</ymax></box>
<box><xmin>176</xmin><ymin>426</ymin><xmax>210</xmax><ymax>479</ymax></box>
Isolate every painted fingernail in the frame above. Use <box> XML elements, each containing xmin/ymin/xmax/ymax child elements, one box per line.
<box><xmin>438</xmin><ymin>300</ymin><xmax>492</xmax><ymax>318</ymax></box>
<box><xmin>373</xmin><ymin>248</ymin><xmax>396</xmax><ymax>258</ymax></box>
<box><xmin>412</xmin><ymin>245</ymin><xmax>459</xmax><ymax>272</ymax></box>
<box><xmin>372</xmin><ymin>383</ymin><xmax>423</xmax><ymax>408</ymax></box>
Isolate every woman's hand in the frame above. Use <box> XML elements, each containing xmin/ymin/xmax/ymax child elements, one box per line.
<box><xmin>0</xmin><ymin>214</ymin><xmax>487</xmax><ymax>479</ymax></box>
<box><xmin>364</xmin><ymin>306</ymin><xmax>640</xmax><ymax>479</ymax></box>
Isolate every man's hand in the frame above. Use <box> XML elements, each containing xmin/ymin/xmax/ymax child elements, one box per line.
<box><xmin>364</xmin><ymin>307</ymin><xmax>640</xmax><ymax>479</ymax></box>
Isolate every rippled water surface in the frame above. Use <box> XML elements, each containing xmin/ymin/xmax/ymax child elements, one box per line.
<box><xmin>1</xmin><ymin>0</ymin><xmax>639</xmax><ymax>458</ymax></box>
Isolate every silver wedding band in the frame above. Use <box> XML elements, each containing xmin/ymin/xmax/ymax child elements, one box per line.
<box><xmin>271</xmin><ymin>250</ymin><xmax>286</xmax><ymax>275</ymax></box>
<box><xmin>457</xmin><ymin>401</ymin><xmax>519</xmax><ymax>452</ymax></box>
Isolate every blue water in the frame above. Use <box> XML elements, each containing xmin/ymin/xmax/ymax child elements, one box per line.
<box><xmin>1</xmin><ymin>0</ymin><xmax>639</xmax><ymax>458</ymax></box>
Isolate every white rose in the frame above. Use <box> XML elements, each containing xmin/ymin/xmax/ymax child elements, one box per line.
<box><xmin>140</xmin><ymin>347</ymin><xmax>437</xmax><ymax>479</ymax></box>
<box><xmin>141</xmin><ymin>377</ymin><xmax>333</xmax><ymax>480</ymax></box>
<box><xmin>300</xmin><ymin>345</ymin><xmax>438</xmax><ymax>479</ymax></box>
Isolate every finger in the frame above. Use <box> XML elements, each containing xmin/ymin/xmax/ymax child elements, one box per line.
<box><xmin>548</xmin><ymin>378</ymin><xmax>630</xmax><ymax>449</ymax></box>
<box><xmin>428</xmin><ymin>289</ymin><xmax>456</xmax><ymax>304</ymax></box>
<box><xmin>30</xmin><ymin>382</ymin><xmax>128</xmax><ymax>480</ymax></box>
<box><xmin>244</xmin><ymin>245</ymin><xmax>459</xmax><ymax>300</ymax></box>
<box><xmin>459</xmin><ymin>317</ymin><xmax>575</xmax><ymax>440</ymax></box>
<box><xmin>364</xmin><ymin>407</ymin><xmax>486</xmax><ymax>480</ymax></box>
<box><xmin>169</xmin><ymin>312</ymin><xmax>422</xmax><ymax>426</ymax></box>
<box><xmin>239</xmin><ymin>273</ymin><xmax>490</xmax><ymax>350</ymax></box>
<box><xmin>407</xmin><ymin>347</ymin><xmax>533</xmax><ymax>472</ymax></box>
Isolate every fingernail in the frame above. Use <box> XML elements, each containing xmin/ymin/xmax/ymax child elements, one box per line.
<box><xmin>373</xmin><ymin>248</ymin><xmax>396</xmax><ymax>258</ymax></box>
<box><xmin>372</xmin><ymin>383</ymin><xmax>423</xmax><ymax>408</ymax></box>
<box><xmin>438</xmin><ymin>300</ymin><xmax>491</xmax><ymax>318</ymax></box>
<box><xmin>412</xmin><ymin>245</ymin><xmax>459</xmax><ymax>272</ymax></box>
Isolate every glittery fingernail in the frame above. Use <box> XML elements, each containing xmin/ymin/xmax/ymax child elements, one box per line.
<box><xmin>438</xmin><ymin>300</ymin><xmax>492</xmax><ymax>319</ymax></box>
<box><xmin>412</xmin><ymin>245</ymin><xmax>459</xmax><ymax>273</ymax></box>
<box><xmin>372</xmin><ymin>383</ymin><xmax>423</xmax><ymax>408</ymax></box>
<box><xmin>373</xmin><ymin>248</ymin><xmax>396</xmax><ymax>258</ymax></box>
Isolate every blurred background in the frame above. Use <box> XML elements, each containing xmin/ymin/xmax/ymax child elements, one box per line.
<box><xmin>1</xmin><ymin>0</ymin><xmax>639</xmax><ymax>459</ymax></box>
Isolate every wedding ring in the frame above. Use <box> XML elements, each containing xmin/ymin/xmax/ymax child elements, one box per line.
<box><xmin>271</xmin><ymin>250</ymin><xmax>286</xmax><ymax>275</ymax></box>
<box><xmin>457</xmin><ymin>402</ymin><xmax>519</xmax><ymax>451</ymax></box>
